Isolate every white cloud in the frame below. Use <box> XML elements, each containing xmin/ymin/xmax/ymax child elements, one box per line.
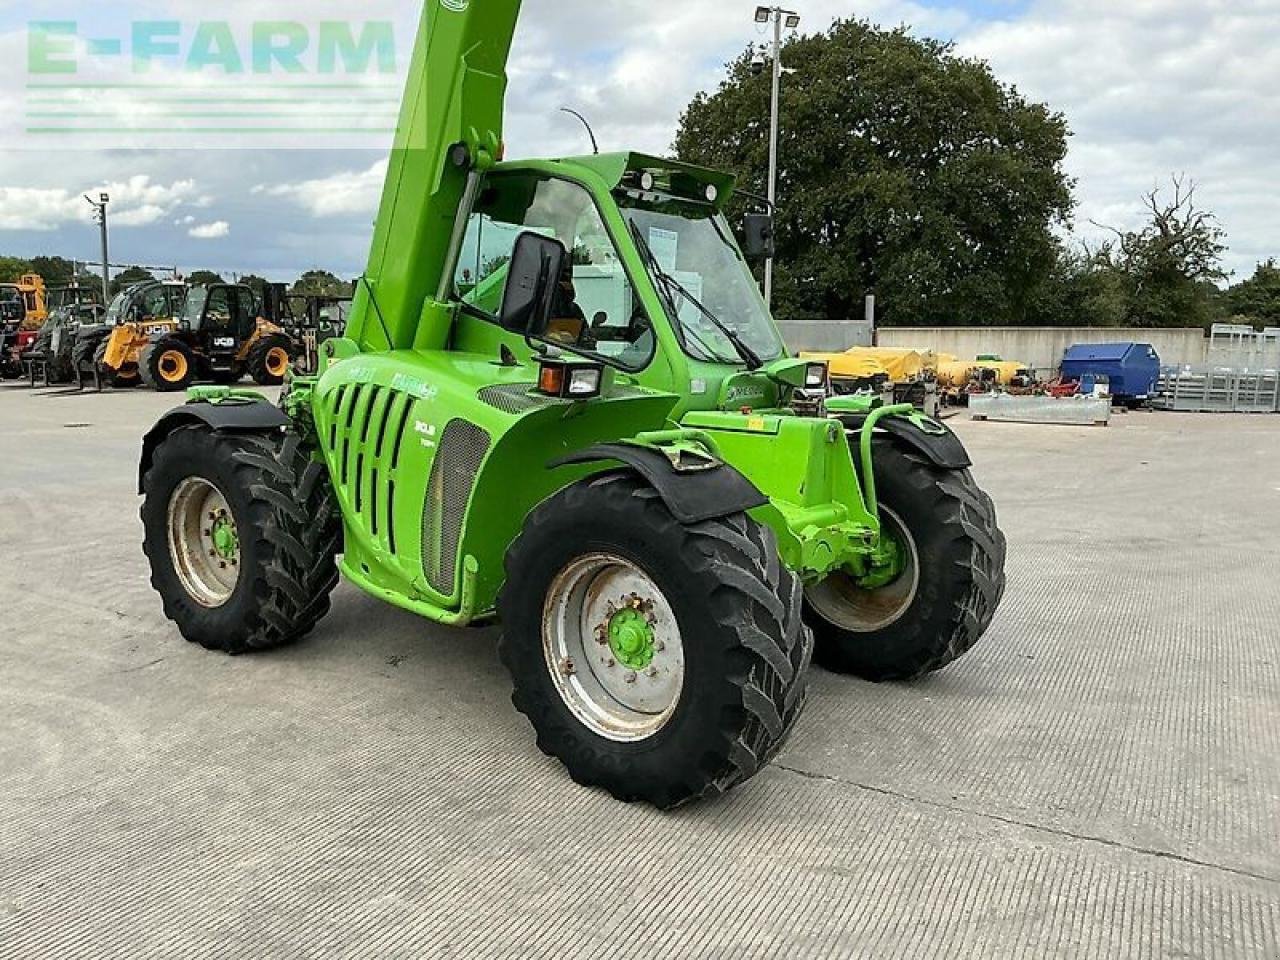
<box><xmin>188</xmin><ymin>221</ymin><xmax>230</xmax><ymax>239</ymax></box>
<box><xmin>0</xmin><ymin>176</ymin><xmax>197</xmax><ymax>231</ymax></box>
<box><xmin>256</xmin><ymin>159</ymin><xmax>388</xmax><ymax>217</ymax></box>
<box><xmin>0</xmin><ymin>0</ymin><xmax>1274</xmax><ymax>284</ymax></box>
<box><xmin>957</xmin><ymin>0</ymin><xmax>1280</xmax><ymax>277</ymax></box>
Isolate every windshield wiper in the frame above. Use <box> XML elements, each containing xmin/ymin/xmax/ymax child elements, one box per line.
<box><xmin>628</xmin><ymin>220</ymin><xmax>763</xmax><ymax>371</ymax></box>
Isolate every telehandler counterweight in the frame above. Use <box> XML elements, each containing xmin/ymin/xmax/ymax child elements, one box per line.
<box><xmin>139</xmin><ymin>0</ymin><xmax>1005</xmax><ymax>807</ymax></box>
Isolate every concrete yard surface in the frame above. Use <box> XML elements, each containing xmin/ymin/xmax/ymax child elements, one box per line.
<box><xmin>1</xmin><ymin>382</ymin><xmax>1277</xmax><ymax>958</ymax></box>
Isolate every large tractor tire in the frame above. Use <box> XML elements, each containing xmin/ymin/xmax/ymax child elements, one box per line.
<box><xmin>139</xmin><ymin>340</ymin><xmax>196</xmax><ymax>392</ymax></box>
<box><xmin>89</xmin><ymin>338</ymin><xmax>142</xmax><ymax>388</ymax></box>
<box><xmin>499</xmin><ymin>472</ymin><xmax>812</xmax><ymax>809</ymax></box>
<box><xmin>804</xmin><ymin>438</ymin><xmax>1006</xmax><ymax>682</ymax></box>
<box><xmin>47</xmin><ymin>324</ymin><xmax>76</xmax><ymax>383</ymax></box>
<box><xmin>141</xmin><ymin>425</ymin><xmax>341</xmax><ymax>654</ymax></box>
<box><xmin>246</xmin><ymin>335</ymin><xmax>293</xmax><ymax>386</ymax></box>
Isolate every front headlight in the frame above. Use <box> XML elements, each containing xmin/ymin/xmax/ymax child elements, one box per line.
<box><xmin>804</xmin><ymin>362</ymin><xmax>829</xmax><ymax>389</ymax></box>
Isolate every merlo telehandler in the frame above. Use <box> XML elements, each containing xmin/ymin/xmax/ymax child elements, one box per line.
<box><xmin>139</xmin><ymin>0</ymin><xmax>1005</xmax><ymax>807</ymax></box>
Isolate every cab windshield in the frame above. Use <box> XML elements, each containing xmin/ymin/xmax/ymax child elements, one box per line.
<box><xmin>619</xmin><ymin>196</ymin><xmax>785</xmax><ymax>366</ymax></box>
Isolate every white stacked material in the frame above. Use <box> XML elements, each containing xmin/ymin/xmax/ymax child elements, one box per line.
<box><xmin>970</xmin><ymin>394</ymin><xmax>1112</xmax><ymax>426</ymax></box>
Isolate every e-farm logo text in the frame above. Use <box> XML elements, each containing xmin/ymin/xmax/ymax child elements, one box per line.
<box><xmin>20</xmin><ymin>19</ymin><xmax>404</xmax><ymax>146</ymax></box>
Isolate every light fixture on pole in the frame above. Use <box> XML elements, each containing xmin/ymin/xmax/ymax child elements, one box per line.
<box><xmin>752</xmin><ymin>6</ymin><xmax>799</xmax><ymax>309</ymax></box>
<box><xmin>84</xmin><ymin>193</ymin><xmax>111</xmax><ymax>303</ymax></box>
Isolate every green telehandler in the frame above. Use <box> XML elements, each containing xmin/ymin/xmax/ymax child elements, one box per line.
<box><xmin>138</xmin><ymin>0</ymin><xmax>1005</xmax><ymax>808</ymax></box>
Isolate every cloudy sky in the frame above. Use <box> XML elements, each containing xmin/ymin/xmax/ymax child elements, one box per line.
<box><xmin>0</xmin><ymin>0</ymin><xmax>1276</xmax><ymax>284</ymax></box>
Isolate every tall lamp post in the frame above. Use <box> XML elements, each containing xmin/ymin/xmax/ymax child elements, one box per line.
<box><xmin>754</xmin><ymin>6</ymin><xmax>799</xmax><ymax>308</ymax></box>
<box><xmin>85</xmin><ymin>193</ymin><xmax>111</xmax><ymax>302</ymax></box>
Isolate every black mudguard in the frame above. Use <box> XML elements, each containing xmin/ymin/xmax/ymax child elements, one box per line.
<box><xmin>138</xmin><ymin>400</ymin><xmax>290</xmax><ymax>493</ymax></box>
<box><xmin>551</xmin><ymin>444</ymin><xmax>768</xmax><ymax>525</ymax></box>
<box><xmin>834</xmin><ymin>412</ymin><xmax>972</xmax><ymax>470</ymax></box>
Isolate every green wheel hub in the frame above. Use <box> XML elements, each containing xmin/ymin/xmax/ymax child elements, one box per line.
<box><xmin>209</xmin><ymin>513</ymin><xmax>239</xmax><ymax>562</ymax></box>
<box><xmin>607</xmin><ymin>606</ymin><xmax>656</xmax><ymax>671</ymax></box>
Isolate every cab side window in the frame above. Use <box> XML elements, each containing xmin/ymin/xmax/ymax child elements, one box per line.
<box><xmin>141</xmin><ymin>287</ymin><xmax>170</xmax><ymax>320</ymax></box>
<box><xmin>453</xmin><ymin>174</ymin><xmax>655</xmax><ymax>371</ymax></box>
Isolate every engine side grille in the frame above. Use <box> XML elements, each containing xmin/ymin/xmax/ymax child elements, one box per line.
<box><xmin>421</xmin><ymin>419</ymin><xmax>491</xmax><ymax>595</ymax></box>
<box><xmin>326</xmin><ymin>382</ymin><xmax>413</xmax><ymax>557</ymax></box>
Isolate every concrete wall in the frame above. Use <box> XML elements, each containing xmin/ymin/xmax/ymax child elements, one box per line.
<box><xmin>779</xmin><ymin>319</ymin><xmax>873</xmax><ymax>353</ymax></box>
<box><xmin>874</xmin><ymin>327</ymin><xmax>1209</xmax><ymax>372</ymax></box>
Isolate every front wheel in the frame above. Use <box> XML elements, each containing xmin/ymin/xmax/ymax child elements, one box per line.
<box><xmin>247</xmin><ymin>335</ymin><xmax>293</xmax><ymax>386</ymax></box>
<box><xmin>141</xmin><ymin>425</ymin><xmax>342</xmax><ymax>654</ymax></box>
<box><xmin>804</xmin><ymin>438</ymin><xmax>1006</xmax><ymax>681</ymax></box>
<box><xmin>499</xmin><ymin>473</ymin><xmax>812</xmax><ymax>809</ymax></box>
<box><xmin>139</xmin><ymin>340</ymin><xmax>196</xmax><ymax>392</ymax></box>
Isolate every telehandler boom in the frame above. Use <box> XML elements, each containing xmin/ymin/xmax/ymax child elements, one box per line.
<box><xmin>139</xmin><ymin>0</ymin><xmax>1005</xmax><ymax>807</ymax></box>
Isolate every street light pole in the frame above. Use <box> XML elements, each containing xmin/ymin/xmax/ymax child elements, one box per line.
<box><xmin>85</xmin><ymin>193</ymin><xmax>111</xmax><ymax>302</ymax></box>
<box><xmin>754</xmin><ymin>6</ymin><xmax>799</xmax><ymax>309</ymax></box>
<box><xmin>766</xmin><ymin>11</ymin><xmax>782</xmax><ymax>308</ymax></box>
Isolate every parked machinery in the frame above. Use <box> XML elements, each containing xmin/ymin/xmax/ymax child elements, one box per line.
<box><xmin>135</xmin><ymin>283</ymin><xmax>296</xmax><ymax>392</ymax></box>
<box><xmin>804</xmin><ymin>346</ymin><xmax>941</xmax><ymax>409</ymax></box>
<box><xmin>0</xmin><ymin>274</ymin><xmax>49</xmax><ymax>378</ymax></box>
<box><xmin>21</xmin><ymin>302</ymin><xmax>106</xmax><ymax>386</ymax></box>
<box><xmin>74</xmin><ymin>280</ymin><xmax>188</xmax><ymax>389</ymax></box>
<box><xmin>260</xmin><ymin>284</ymin><xmax>352</xmax><ymax>375</ymax></box>
<box><xmin>935</xmin><ymin>355</ymin><xmax>1036</xmax><ymax>405</ymax></box>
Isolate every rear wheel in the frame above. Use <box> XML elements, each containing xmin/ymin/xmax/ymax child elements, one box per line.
<box><xmin>247</xmin><ymin>335</ymin><xmax>293</xmax><ymax>386</ymax></box>
<box><xmin>86</xmin><ymin>337</ymin><xmax>140</xmax><ymax>388</ymax></box>
<box><xmin>499</xmin><ymin>472</ymin><xmax>811</xmax><ymax>809</ymax></box>
<box><xmin>141</xmin><ymin>425</ymin><xmax>341</xmax><ymax>654</ymax></box>
<box><xmin>139</xmin><ymin>340</ymin><xmax>195</xmax><ymax>392</ymax></box>
<box><xmin>804</xmin><ymin>439</ymin><xmax>1006</xmax><ymax>681</ymax></box>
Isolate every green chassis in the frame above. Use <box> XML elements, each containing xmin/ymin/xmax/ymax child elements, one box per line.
<box><xmin>191</xmin><ymin>355</ymin><xmax>912</xmax><ymax>632</ymax></box>
<box><xmin>172</xmin><ymin>0</ymin><xmax>939</xmax><ymax>629</ymax></box>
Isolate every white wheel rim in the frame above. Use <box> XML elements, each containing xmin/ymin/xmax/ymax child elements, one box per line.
<box><xmin>542</xmin><ymin>553</ymin><xmax>684</xmax><ymax>743</ymax></box>
<box><xmin>167</xmin><ymin>477</ymin><xmax>241</xmax><ymax>608</ymax></box>
<box><xmin>805</xmin><ymin>505</ymin><xmax>920</xmax><ymax>632</ymax></box>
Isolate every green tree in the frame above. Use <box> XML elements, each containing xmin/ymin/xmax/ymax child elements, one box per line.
<box><xmin>1227</xmin><ymin>259</ymin><xmax>1280</xmax><ymax>324</ymax></box>
<box><xmin>111</xmin><ymin>266</ymin><xmax>156</xmax><ymax>296</ymax></box>
<box><xmin>1092</xmin><ymin>176</ymin><xmax>1228</xmax><ymax>328</ymax></box>
<box><xmin>238</xmin><ymin>274</ymin><xmax>270</xmax><ymax>298</ymax></box>
<box><xmin>186</xmin><ymin>270</ymin><xmax>225</xmax><ymax>286</ymax></box>
<box><xmin>292</xmin><ymin>269</ymin><xmax>351</xmax><ymax>297</ymax></box>
<box><xmin>1025</xmin><ymin>242</ymin><xmax>1128</xmax><ymax>328</ymax></box>
<box><xmin>673</xmin><ymin>19</ymin><xmax>1074</xmax><ymax>327</ymax></box>
<box><xmin>0</xmin><ymin>256</ymin><xmax>33</xmax><ymax>283</ymax></box>
<box><xmin>28</xmin><ymin>256</ymin><xmax>78</xmax><ymax>285</ymax></box>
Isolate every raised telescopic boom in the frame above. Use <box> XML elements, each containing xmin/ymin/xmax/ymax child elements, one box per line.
<box><xmin>345</xmin><ymin>0</ymin><xmax>523</xmax><ymax>354</ymax></box>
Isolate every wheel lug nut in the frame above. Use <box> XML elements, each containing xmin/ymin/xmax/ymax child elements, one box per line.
<box><xmin>648</xmin><ymin>667</ymin><xmax>659</xmax><ymax>679</ymax></box>
<box><xmin>605</xmin><ymin>657</ymin><xmax>615</xmax><ymax>668</ymax></box>
<box><xmin>624</xmin><ymin>671</ymin><xmax>637</xmax><ymax>684</ymax></box>
<box><xmin>559</xmin><ymin>657</ymin><xmax>576</xmax><ymax>677</ymax></box>
<box><xmin>656</xmin><ymin>641</ymin><xmax>665</xmax><ymax>653</ymax></box>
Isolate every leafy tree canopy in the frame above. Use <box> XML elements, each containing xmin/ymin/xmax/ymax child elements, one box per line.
<box><xmin>292</xmin><ymin>269</ymin><xmax>351</xmax><ymax>297</ymax></box>
<box><xmin>674</xmin><ymin>18</ymin><xmax>1074</xmax><ymax>327</ymax></box>
<box><xmin>1227</xmin><ymin>259</ymin><xmax>1280</xmax><ymax>325</ymax></box>
<box><xmin>186</xmin><ymin>270</ymin><xmax>225</xmax><ymax>287</ymax></box>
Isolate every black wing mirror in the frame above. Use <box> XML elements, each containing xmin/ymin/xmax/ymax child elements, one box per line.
<box><xmin>742</xmin><ymin>213</ymin><xmax>776</xmax><ymax>261</ymax></box>
<box><xmin>499</xmin><ymin>231</ymin><xmax>568</xmax><ymax>336</ymax></box>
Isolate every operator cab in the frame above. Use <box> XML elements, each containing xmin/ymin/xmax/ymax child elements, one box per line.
<box><xmin>452</xmin><ymin>170</ymin><xmax>657</xmax><ymax>371</ymax></box>
<box><xmin>181</xmin><ymin>284</ymin><xmax>258</xmax><ymax>363</ymax></box>
<box><xmin>449</xmin><ymin>153</ymin><xmax>784</xmax><ymax>377</ymax></box>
